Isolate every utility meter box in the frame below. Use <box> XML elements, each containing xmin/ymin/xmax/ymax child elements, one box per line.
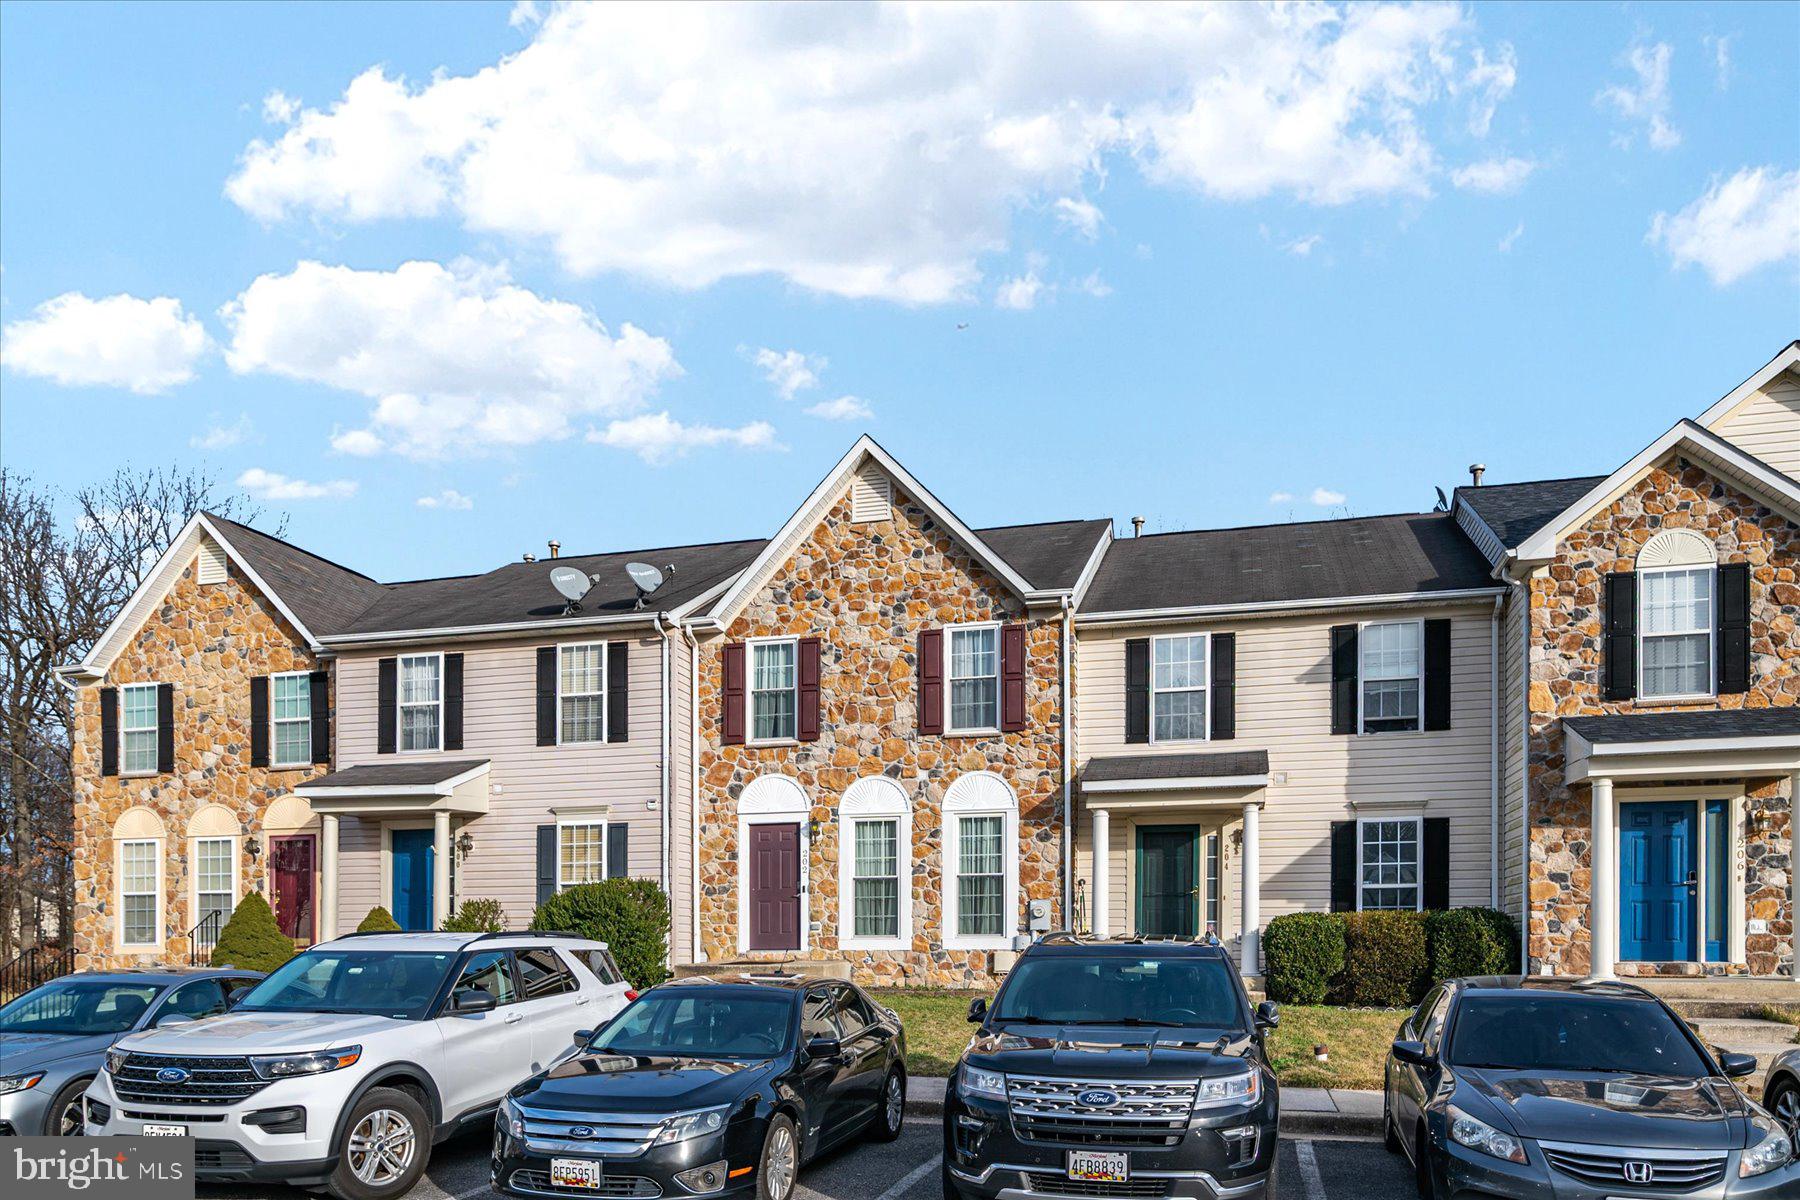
<box><xmin>1027</xmin><ymin>898</ymin><xmax>1052</xmax><ymax>934</ymax></box>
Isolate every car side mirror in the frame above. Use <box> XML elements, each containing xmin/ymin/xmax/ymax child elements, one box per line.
<box><xmin>573</xmin><ymin>1028</ymin><xmax>595</xmax><ymax>1045</ymax></box>
<box><xmin>454</xmin><ymin>989</ymin><xmax>498</xmax><ymax>1013</ymax></box>
<box><xmin>1254</xmin><ymin>1001</ymin><xmax>1280</xmax><ymax>1030</ymax></box>
<box><xmin>806</xmin><ymin>1036</ymin><xmax>842</xmax><ymax>1060</ymax></box>
<box><xmin>1718</xmin><ymin>1051</ymin><xmax>1758</xmax><ymax>1079</ymax></box>
<box><xmin>1391</xmin><ymin>1038</ymin><xmax>1431</xmax><ymax>1067</ymax></box>
<box><xmin>967</xmin><ymin>998</ymin><xmax>988</xmax><ymax>1024</ymax></box>
<box><xmin>152</xmin><ymin>1012</ymin><xmax>194</xmax><ymax>1029</ymax></box>
<box><xmin>227</xmin><ymin>986</ymin><xmax>254</xmax><ymax>1007</ymax></box>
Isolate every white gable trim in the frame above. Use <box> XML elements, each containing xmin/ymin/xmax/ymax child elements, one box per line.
<box><xmin>1696</xmin><ymin>341</ymin><xmax>1800</xmax><ymax>431</ymax></box>
<box><xmin>1512</xmin><ymin>419</ymin><xmax>1800</xmax><ymax>565</ymax></box>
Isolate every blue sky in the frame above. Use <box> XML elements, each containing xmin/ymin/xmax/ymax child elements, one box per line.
<box><xmin>2</xmin><ymin>1</ymin><xmax>1795</xmax><ymax>581</ymax></box>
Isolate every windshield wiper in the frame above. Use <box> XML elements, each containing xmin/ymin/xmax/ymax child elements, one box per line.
<box><xmin>991</xmin><ymin>1014</ymin><xmax>1062</xmax><ymax>1025</ymax></box>
<box><xmin>1057</xmin><ymin>1018</ymin><xmax>1192</xmax><ymax>1027</ymax></box>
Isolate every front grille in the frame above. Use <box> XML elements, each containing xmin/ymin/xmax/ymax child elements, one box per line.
<box><xmin>123</xmin><ymin>1109</ymin><xmax>226</xmax><ymax>1123</ymax></box>
<box><xmin>192</xmin><ymin>1140</ymin><xmax>257</xmax><ymax>1171</ymax></box>
<box><xmin>114</xmin><ymin>1053</ymin><xmax>269</xmax><ymax>1107</ymax></box>
<box><xmin>509</xmin><ymin>1169</ymin><xmax>661</xmax><ymax>1198</ymax></box>
<box><xmin>1541</xmin><ymin>1142</ymin><xmax>1727</xmax><ymax>1190</ymax></box>
<box><xmin>1007</xmin><ymin>1077</ymin><xmax>1195</xmax><ymax>1148</ymax></box>
<box><xmin>1023</xmin><ymin>1175</ymin><xmax>1167</xmax><ymax>1198</ymax></box>
<box><xmin>514</xmin><ymin>1105</ymin><xmax>667</xmax><ymax>1156</ymax></box>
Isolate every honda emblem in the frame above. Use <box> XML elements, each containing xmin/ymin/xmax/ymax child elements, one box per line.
<box><xmin>1622</xmin><ymin>1161</ymin><xmax>1653</xmax><ymax>1185</ymax></box>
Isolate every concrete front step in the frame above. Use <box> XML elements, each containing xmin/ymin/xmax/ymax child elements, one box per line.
<box><xmin>1690</xmin><ymin>1018</ymin><xmax>1800</xmax><ymax>1046</ymax></box>
<box><xmin>670</xmin><ymin>959</ymin><xmax>852</xmax><ymax>980</ymax></box>
<box><xmin>1626</xmin><ymin>977</ymin><xmax>1800</xmax><ymax>1002</ymax></box>
<box><xmin>1670</xmin><ymin>998</ymin><xmax>1787</xmax><ymax>1020</ymax></box>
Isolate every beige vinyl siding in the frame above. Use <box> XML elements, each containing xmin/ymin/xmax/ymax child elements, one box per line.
<box><xmin>1498</xmin><ymin>586</ymin><xmax>1529</xmax><ymax>922</ymax></box>
<box><xmin>333</xmin><ymin>633</ymin><xmax>669</xmax><ymax>932</ymax></box>
<box><xmin>1710</xmin><ymin>377</ymin><xmax>1800</xmax><ymax>476</ymax></box>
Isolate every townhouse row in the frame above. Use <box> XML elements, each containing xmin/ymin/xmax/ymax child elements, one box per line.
<box><xmin>61</xmin><ymin>342</ymin><xmax>1800</xmax><ymax>988</ymax></box>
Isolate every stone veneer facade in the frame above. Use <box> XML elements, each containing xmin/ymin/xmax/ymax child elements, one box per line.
<box><xmin>70</xmin><ymin>554</ymin><xmax>330</xmax><ymax>969</ymax></box>
<box><xmin>1527</xmin><ymin>458</ymin><xmax>1800</xmax><ymax>976</ymax></box>
<box><xmin>694</xmin><ymin>484</ymin><xmax>1065</xmax><ymax>986</ymax></box>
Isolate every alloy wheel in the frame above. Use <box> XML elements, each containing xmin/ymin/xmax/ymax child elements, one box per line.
<box><xmin>347</xmin><ymin>1108</ymin><xmax>417</xmax><ymax>1186</ymax></box>
<box><xmin>57</xmin><ymin>1098</ymin><xmax>83</xmax><ymax>1136</ymax></box>
<box><xmin>766</xmin><ymin>1122</ymin><xmax>797</xmax><ymax>1200</ymax></box>
<box><xmin>885</xmin><ymin>1075</ymin><xmax>904</xmax><ymax>1131</ymax></box>
<box><xmin>1774</xmin><ymin>1087</ymin><xmax>1800</xmax><ymax>1139</ymax></box>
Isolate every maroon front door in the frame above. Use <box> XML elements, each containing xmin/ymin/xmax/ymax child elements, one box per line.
<box><xmin>748</xmin><ymin>823</ymin><xmax>801</xmax><ymax>951</ymax></box>
<box><xmin>270</xmin><ymin>835</ymin><xmax>316</xmax><ymax>943</ymax></box>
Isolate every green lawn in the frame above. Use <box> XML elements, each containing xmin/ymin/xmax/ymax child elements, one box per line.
<box><xmin>872</xmin><ymin>988</ymin><xmax>1403</xmax><ymax>1091</ymax></box>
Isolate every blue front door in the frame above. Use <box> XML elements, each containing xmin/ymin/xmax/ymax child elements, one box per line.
<box><xmin>391</xmin><ymin>828</ymin><xmax>435</xmax><ymax>931</ymax></box>
<box><xmin>1619</xmin><ymin>801</ymin><xmax>1696</xmax><ymax>962</ymax></box>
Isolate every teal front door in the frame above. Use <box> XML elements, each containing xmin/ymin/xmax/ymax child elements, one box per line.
<box><xmin>1136</xmin><ymin>825</ymin><xmax>1200</xmax><ymax>939</ymax></box>
<box><xmin>391</xmin><ymin>828</ymin><xmax>435</xmax><ymax>931</ymax></box>
<box><xmin>1620</xmin><ymin>801</ymin><xmax>1696</xmax><ymax>962</ymax></box>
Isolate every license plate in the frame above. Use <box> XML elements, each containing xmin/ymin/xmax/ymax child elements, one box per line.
<box><xmin>1067</xmin><ymin>1151</ymin><xmax>1128</xmax><ymax>1182</ymax></box>
<box><xmin>140</xmin><ymin>1124</ymin><xmax>187</xmax><ymax>1137</ymax></box>
<box><xmin>550</xmin><ymin>1159</ymin><xmax>603</xmax><ymax>1190</ymax></box>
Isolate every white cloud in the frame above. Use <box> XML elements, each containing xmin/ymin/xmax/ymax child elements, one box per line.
<box><xmin>1073</xmin><ymin>271</ymin><xmax>1112</xmax><ymax>298</ymax></box>
<box><xmin>1268</xmin><ymin>491</ymin><xmax>1295</xmax><ymax>504</ymax></box>
<box><xmin>1648</xmin><ymin>166</ymin><xmax>1800</xmax><ymax>287</ymax></box>
<box><xmin>1053</xmin><ymin>196</ymin><xmax>1103</xmax><ymax>240</ymax></box>
<box><xmin>1598</xmin><ymin>41</ymin><xmax>1680</xmax><ymax>151</ymax></box>
<box><xmin>191</xmin><ymin>414</ymin><xmax>254</xmax><ymax>449</ymax></box>
<box><xmin>1498</xmin><ymin>221</ymin><xmax>1525</xmax><ymax>253</ymax></box>
<box><xmin>1451</xmin><ymin>156</ymin><xmax>1536</xmax><ymax>194</ymax></box>
<box><xmin>1</xmin><ymin>292</ymin><xmax>210</xmax><ymax>394</ymax></box>
<box><xmin>752</xmin><ymin>347</ymin><xmax>823</xmax><ymax>399</ymax></box>
<box><xmin>805</xmin><ymin>395</ymin><xmax>873</xmax><ymax>422</ymax></box>
<box><xmin>509</xmin><ymin>1</ymin><xmax>543</xmax><ymax>30</ymax></box>
<box><xmin>262</xmin><ymin>90</ymin><xmax>301</xmax><ymax>125</ymax></box>
<box><xmin>1311</xmin><ymin>487</ymin><xmax>1346</xmax><ymax>506</ymax></box>
<box><xmin>417</xmin><ymin>489</ymin><xmax>474</xmax><ymax>510</ymax></box>
<box><xmin>226</xmin><ymin>4</ymin><xmax>1509</xmax><ymax>304</ymax></box>
<box><xmin>1460</xmin><ymin>44</ymin><xmax>1517</xmax><ymax>137</ymax></box>
<box><xmin>1284</xmin><ymin>234</ymin><xmax>1323</xmax><ymax>257</ymax></box>
<box><xmin>591</xmin><ymin>412</ymin><xmax>779</xmax><ymax>465</ymax></box>
<box><xmin>1703</xmin><ymin>33</ymin><xmax>1732</xmax><ymax>89</ymax></box>
<box><xmin>236</xmin><ymin>467</ymin><xmax>356</xmax><ymax>501</ymax></box>
<box><xmin>221</xmin><ymin>259</ymin><xmax>678</xmax><ymax>459</ymax></box>
<box><xmin>994</xmin><ymin>272</ymin><xmax>1046</xmax><ymax>311</ymax></box>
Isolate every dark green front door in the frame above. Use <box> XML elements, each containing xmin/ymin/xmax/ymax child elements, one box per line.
<box><xmin>1136</xmin><ymin>825</ymin><xmax>1200</xmax><ymax>938</ymax></box>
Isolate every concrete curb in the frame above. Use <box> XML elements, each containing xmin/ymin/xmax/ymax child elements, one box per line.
<box><xmin>1277</xmin><ymin>1109</ymin><xmax>1385</xmax><ymax>1138</ymax></box>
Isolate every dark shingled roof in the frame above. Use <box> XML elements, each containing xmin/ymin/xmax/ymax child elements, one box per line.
<box><xmin>977</xmin><ymin>519</ymin><xmax>1111</xmax><ymax>591</ymax></box>
<box><xmin>1084</xmin><ymin>750</ymin><xmax>1270</xmax><ymax>782</ymax></box>
<box><xmin>1454</xmin><ymin>476</ymin><xmax>1608</xmax><ymax>550</ymax></box>
<box><xmin>300</xmin><ymin>758</ymin><xmax>490</xmax><ymax>788</ymax></box>
<box><xmin>209</xmin><ymin>513</ymin><xmax>388</xmax><ymax>636</ymax></box>
<box><xmin>1564</xmin><ymin>708</ymin><xmax>1800</xmax><ymax>744</ymax></box>
<box><xmin>1080</xmin><ymin>512</ymin><xmax>1497</xmax><ymax>614</ymax></box>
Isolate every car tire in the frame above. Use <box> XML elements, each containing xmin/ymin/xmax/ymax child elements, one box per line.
<box><xmin>1769</xmin><ymin>1078</ymin><xmax>1800</xmax><ymax>1138</ymax></box>
<box><xmin>326</xmin><ymin>1086</ymin><xmax>432</xmax><ymax>1200</ymax></box>
<box><xmin>1413</xmin><ymin>1125</ymin><xmax>1438</xmax><ymax>1200</ymax></box>
<box><xmin>46</xmin><ymin>1076</ymin><xmax>92</xmax><ymax>1136</ymax></box>
<box><xmin>867</xmin><ymin>1070</ymin><xmax>905</xmax><ymax>1143</ymax></box>
<box><xmin>1383</xmin><ymin>1094</ymin><xmax>1403</xmax><ymax>1154</ymax></box>
<box><xmin>757</xmin><ymin>1113</ymin><xmax>800</xmax><ymax>1200</ymax></box>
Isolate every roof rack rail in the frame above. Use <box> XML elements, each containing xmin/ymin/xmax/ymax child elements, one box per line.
<box><xmin>467</xmin><ymin>930</ymin><xmax>590</xmax><ymax>942</ymax></box>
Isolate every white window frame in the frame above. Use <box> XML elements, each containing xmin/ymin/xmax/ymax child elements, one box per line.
<box><xmin>556</xmin><ymin>642</ymin><xmax>609</xmax><ymax>746</ymax></box>
<box><xmin>748</xmin><ymin>636</ymin><xmax>800</xmax><ymax>746</ymax></box>
<box><xmin>120</xmin><ymin>682</ymin><xmax>160</xmax><ymax>776</ymax></box>
<box><xmin>1357</xmin><ymin>619</ymin><xmax>1424</xmax><ymax>735</ymax></box>
<box><xmin>190</xmin><ymin>835</ymin><xmax>238</xmax><ymax>930</ymax></box>
<box><xmin>118</xmin><ymin>837</ymin><xmax>162</xmax><ymax>949</ymax></box>
<box><xmin>1637</xmin><ymin>564</ymin><xmax>1717</xmax><ymax>702</ymax></box>
<box><xmin>270</xmin><ymin>670</ymin><xmax>313</xmax><ymax>768</ymax></box>
<box><xmin>942</xmin><ymin>772</ymin><xmax>1019</xmax><ymax>951</ymax></box>
<box><xmin>397</xmin><ymin>652</ymin><xmax>444</xmax><ymax>753</ymax></box>
<box><xmin>556</xmin><ymin>818</ymin><xmax>610</xmax><ymax>891</ymax></box>
<box><xmin>944</xmin><ymin>621</ymin><xmax>1002</xmax><ymax>736</ymax></box>
<box><xmin>1356</xmin><ymin>814</ymin><xmax>1423</xmax><ymax>912</ymax></box>
<box><xmin>1150</xmin><ymin>632</ymin><xmax>1210</xmax><ymax>744</ymax></box>
<box><xmin>837</xmin><ymin>777</ymin><xmax>912</xmax><ymax>951</ymax></box>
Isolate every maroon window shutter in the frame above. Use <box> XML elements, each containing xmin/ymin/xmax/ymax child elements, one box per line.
<box><xmin>917</xmin><ymin>628</ymin><xmax>944</xmax><ymax>735</ymax></box>
<box><xmin>722</xmin><ymin>643</ymin><xmax>747</xmax><ymax>745</ymax></box>
<box><xmin>797</xmin><ymin>637</ymin><xmax>822</xmax><ymax>742</ymax></box>
<box><xmin>1000</xmin><ymin>623</ymin><xmax>1027</xmax><ymax>732</ymax></box>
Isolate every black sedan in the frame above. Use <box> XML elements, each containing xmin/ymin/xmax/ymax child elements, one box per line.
<box><xmin>1385</xmin><ymin>976</ymin><xmax>1799</xmax><ymax>1198</ymax></box>
<box><xmin>493</xmin><ymin>973</ymin><xmax>906</xmax><ymax>1200</ymax></box>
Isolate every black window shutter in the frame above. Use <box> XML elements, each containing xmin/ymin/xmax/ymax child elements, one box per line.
<box><xmin>536</xmin><ymin>825</ymin><xmax>558</xmax><ymax>905</ymax></box>
<box><xmin>607</xmin><ymin>642</ymin><xmax>630</xmax><ymax>742</ymax></box>
<box><xmin>309</xmin><ymin>670</ymin><xmax>331</xmax><ymax>763</ymax></box>
<box><xmin>1329</xmin><ymin>821</ymin><xmax>1356</xmax><ymax>912</ymax></box>
<box><xmin>249</xmin><ymin>676</ymin><xmax>270</xmax><ymax>768</ymax></box>
<box><xmin>1330</xmin><ymin>625</ymin><xmax>1359</xmax><ymax>735</ymax></box>
<box><xmin>536</xmin><ymin>647</ymin><xmax>558</xmax><ymax>746</ymax></box>
<box><xmin>1603</xmin><ymin>573</ymin><xmax>1638</xmax><ymax>701</ymax></box>
<box><xmin>606</xmin><ymin>824</ymin><xmax>629</xmax><ymax>880</ymax></box>
<box><xmin>156</xmin><ymin>684</ymin><xmax>175</xmax><ymax>773</ymax></box>
<box><xmin>444</xmin><ymin>653</ymin><xmax>464</xmax><ymax>751</ymax></box>
<box><xmin>1717</xmin><ymin>562</ymin><xmax>1751</xmax><ymax>694</ymax></box>
<box><xmin>1124</xmin><ymin>638</ymin><xmax>1150</xmax><ymax>744</ymax></box>
<box><xmin>1423</xmin><ymin>619</ymin><xmax>1452</xmax><ymax>731</ymax></box>
<box><xmin>1209</xmin><ymin>633</ymin><xmax>1236</xmax><ymax>740</ymax></box>
<box><xmin>377</xmin><ymin>658</ymin><xmax>397</xmax><ymax>754</ymax></box>
<box><xmin>1423</xmin><ymin>818</ymin><xmax>1450</xmax><ymax>910</ymax></box>
<box><xmin>100</xmin><ymin>687</ymin><xmax>119</xmax><ymax>777</ymax></box>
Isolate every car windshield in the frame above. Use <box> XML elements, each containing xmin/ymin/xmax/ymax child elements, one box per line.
<box><xmin>990</xmin><ymin>956</ymin><xmax>1246</xmax><ymax>1028</ymax></box>
<box><xmin>233</xmin><ymin>951</ymin><xmax>455</xmax><ymax>1019</ymax></box>
<box><xmin>1448</xmin><ymin>994</ymin><xmax>1713</xmax><ymax>1077</ymax></box>
<box><xmin>590</xmin><ymin>992</ymin><xmax>794</xmax><ymax>1058</ymax></box>
<box><xmin>0</xmin><ymin>979</ymin><xmax>163</xmax><ymax>1036</ymax></box>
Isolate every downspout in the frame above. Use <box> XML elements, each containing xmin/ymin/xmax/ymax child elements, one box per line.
<box><xmin>1060</xmin><ymin>595</ymin><xmax>1074</xmax><ymax>930</ymax></box>
<box><xmin>1489</xmin><ymin>593</ymin><xmax>1502</xmax><ymax>910</ymax></box>
<box><xmin>687</xmin><ymin>627</ymin><xmax>704</xmax><ymax>962</ymax></box>
<box><xmin>1516</xmin><ymin>578</ymin><xmax>1533</xmax><ymax>970</ymax></box>
<box><xmin>654</xmin><ymin>613</ymin><xmax>673</xmax><ymax>970</ymax></box>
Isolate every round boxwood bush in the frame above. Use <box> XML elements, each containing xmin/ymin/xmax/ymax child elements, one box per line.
<box><xmin>1425</xmin><ymin>907</ymin><xmax>1520</xmax><ymax>984</ymax></box>
<box><xmin>532</xmin><ymin>879</ymin><xmax>669</xmax><ymax>991</ymax></box>
<box><xmin>443</xmin><ymin>898</ymin><xmax>508</xmax><ymax>934</ymax></box>
<box><xmin>209</xmin><ymin>892</ymin><xmax>295</xmax><ymax>973</ymax></box>
<box><xmin>1332</xmin><ymin>911</ymin><xmax>1430</xmax><ymax>1007</ymax></box>
<box><xmin>1263</xmin><ymin>912</ymin><xmax>1346</xmax><ymax>1005</ymax></box>
<box><xmin>356</xmin><ymin>905</ymin><xmax>402</xmax><ymax>933</ymax></box>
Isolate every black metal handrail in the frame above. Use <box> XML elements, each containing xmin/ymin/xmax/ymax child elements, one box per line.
<box><xmin>0</xmin><ymin>942</ymin><xmax>74</xmax><ymax>1000</ymax></box>
<box><xmin>187</xmin><ymin>910</ymin><xmax>224</xmax><ymax>966</ymax></box>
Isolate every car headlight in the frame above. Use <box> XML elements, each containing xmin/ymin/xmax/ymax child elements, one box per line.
<box><xmin>1193</xmin><ymin>1068</ymin><xmax>1260</xmax><ymax>1110</ymax></box>
<box><xmin>0</xmin><ymin>1072</ymin><xmax>44</xmax><ymax>1096</ymax></box>
<box><xmin>652</xmin><ymin>1107</ymin><xmax>726</xmax><ymax>1146</ymax></box>
<box><xmin>249</xmin><ymin>1046</ymin><xmax>362</xmax><ymax>1080</ymax></box>
<box><xmin>1447</xmin><ymin>1105</ymin><xmax>1526</xmax><ymax>1165</ymax></box>
<box><xmin>959</xmin><ymin>1065</ymin><xmax>1007</xmax><ymax>1103</ymax></box>
<box><xmin>1741</xmin><ymin>1111</ymin><xmax>1794</xmax><ymax>1178</ymax></box>
<box><xmin>497</xmin><ymin>1096</ymin><xmax>525</xmax><ymax>1139</ymax></box>
<box><xmin>105</xmin><ymin>1048</ymin><xmax>131</xmax><ymax>1075</ymax></box>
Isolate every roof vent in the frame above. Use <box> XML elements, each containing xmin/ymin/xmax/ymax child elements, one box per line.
<box><xmin>196</xmin><ymin>537</ymin><xmax>228</xmax><ymax>585</ymax></box>
<box><xmin>1131</xmin><ymin>516</ymin><xmax>1145</xmax><ymax>538</ymax></box>
<box><xmin>1468</xmin><ymin>463</ymin><xmax>1486</xmax><ymax>487</ymax></box>
<box><xmin>522</xmin><ymin>552</ymin><xmax>537</xmax><ymax>563</ymax></box>
<box><xmin>850</xmin><ymin>464</ymin><xmax>892</xmax><ymax>524</ymax></box>
<box><xmin>548</xmin><ymin>539</ymin><xmax>561</xmax><ymax>559</ymax></box>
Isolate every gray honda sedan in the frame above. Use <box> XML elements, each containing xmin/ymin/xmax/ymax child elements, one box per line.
<box><xmin>0</xmin><ymin>967</ymin><xmax>262</xmax><ymax>1136</ymax></box>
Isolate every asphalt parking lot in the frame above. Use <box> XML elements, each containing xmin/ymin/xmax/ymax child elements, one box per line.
<box><xmin>197</xmin><ymin>1121</ymin><xmax>1415</xmax><ymax>1200</ymax></box>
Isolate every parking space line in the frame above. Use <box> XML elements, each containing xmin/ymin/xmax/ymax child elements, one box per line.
<box><xmin>870</xmin><ymin>1155</ymin><xmax>939</xmax><ymax>1200</ymax></box>
<box><xmin>1294</xmin><ymin>1140</ymin><xmax>1327</xmax><ymax>1200</ymax></box>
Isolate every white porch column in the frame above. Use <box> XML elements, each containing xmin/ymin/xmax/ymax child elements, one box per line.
<box><xmin>1092</xmin><ymin>808</ymin><xmax>1110</xmax><ymax>938</ymax></box>
<box><xmin>1240</xmin><ymin>803</ymin><xmax>1261</xmax><ymax>976</ymax></box>
<box><xmin>432</xmin><ymin>810</ymin><xmax>451</xmax><ymax>930</ymax></box>
<box><xmin>1791</xmin><ymin>770</ymin><xmax>1800</xmax><ymax>978</ymax></box>
<box><xmin>1589</xmin><ymin>777</ymin><xmax>1617</xmax><ymax>980</ymax></box>
<box><xmin>319</xmin><ymin>814</ymin><xmax>339</xmax><ymax>941</ymax></box>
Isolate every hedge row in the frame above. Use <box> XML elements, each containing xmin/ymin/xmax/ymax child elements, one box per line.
<box><xmin>1263</xmin><ymin>907</ymin><xmax>1519</xmax><ymax>1007</ymax></box>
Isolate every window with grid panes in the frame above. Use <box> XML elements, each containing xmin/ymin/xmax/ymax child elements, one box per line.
<box><xmin>948</xmin><ymin>626</ymin><xmax>999</xmax><ymax>732</ymax></box>
<box><xmin>273</xmin><ymin>674</ymin><xmax>311</xmax><ymax>766</ymax></box>
<box><xmin>957</xmin><ymin>814</ymin><xmax>1005</xmax><ymax>936</ymax></box>
<box><xmin>1359</xmin><ymin>819</ymin><xmax>1421</xmax><ymax>911</ymax></box>
<box><xmin>121</xmin><ymin>840</ymin><xmax>158</xmax><ymax>944</ymax></box>
<box><xmin>560</xmin><ymin>644</ymin><xmax>606</xmax><ymax>743</ymax></box>
<box><xmin>851</xmin><ymin>819</ymin><xmax>899</xmax><ymax>938</ymax></box>
<box><xmin>122</xmin><ymin>684</ymin><xmax>159</xmax><ymax>773</ymax></box>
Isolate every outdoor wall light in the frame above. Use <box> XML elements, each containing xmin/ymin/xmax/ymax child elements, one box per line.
<box><xmin>244</xmin><ymin>836</ymin><xmax>261</xmax><ymax>862</ymax></box>
<box><xmin>457</xmin><ymin>830</ymin><xmax>475</xmax><ymax>858</ymax></box>
<box><xmin>808</xmin><ymin>818</ymin><xmax>823</xmax><ymax>841</ymax></box>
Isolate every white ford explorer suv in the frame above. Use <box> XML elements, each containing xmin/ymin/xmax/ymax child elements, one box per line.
<box><xmin>84</xmin><ymin>931</ymin><xmax>634</xmax><ymax>1200</ymax></box>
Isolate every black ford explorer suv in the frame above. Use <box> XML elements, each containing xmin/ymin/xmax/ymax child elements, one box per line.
<box><xmin>943</xmin><ymin>936</ymin><xmax>1280</xmax><ymax>1200</ymax></box>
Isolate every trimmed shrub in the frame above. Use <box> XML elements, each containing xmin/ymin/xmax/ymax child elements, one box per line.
<box><xmin>1426</xmin><ymin>907</ymin><xmax>1520</xmax><ymax>984</ymax></box>
<box><xmin>1263</xmin><ymin>913</ymin><xmax>1346</xmax><ymax>1005</ymax></box>
<box><xmin>357</xmin><ymin>906</ymin><xmax>402</xmax><ymax>933</ymax></box>
<box><xmin>443</xmin><ymin>898</ymin><xmax>508</xmax><ymax>934</ymax></box>
<box><xmin>209</xmin><ymin>892</ymin><xmax>295</xmax><ymax>974</ymax></box>
<box><xmin>1332</xmin><ymin>911</ymin><xmax>1430</xmax><ymax>1007</ymax></box>
<box><xmin>532</xmin><ymin>879</ymin><xmax>669</xmax><ymax>991</ymax></box>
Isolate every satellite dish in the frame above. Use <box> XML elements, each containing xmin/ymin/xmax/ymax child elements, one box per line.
<box><xmin>625</xmin><ymin>561</ymin><xmax>671</xmax><ymax>609</ymax></box>
<box><xmin>1433</xmin><ymin>486</ymin><xmax>1449</xmax><ymax>513</ymax></box>
<box><xmin>551</xmin><ymin>566</ymin><xmax>593</xmax><ymax>607</ymax></box>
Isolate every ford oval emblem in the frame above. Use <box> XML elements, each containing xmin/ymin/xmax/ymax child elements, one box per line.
<box><xmin>1076</xmin><ymin>1088</ymin><xmax>1120</xmax><ymax>1109</ymax></box>
<box><xmin>155</xmin><ymin>1067</ymin><xmax>191</xmax><ymax>1084</ymax></box>
<box><xmin>568</xmin><ymin>1126</ymin><xmax>594</xmax><ymax>1139</ymax></box>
